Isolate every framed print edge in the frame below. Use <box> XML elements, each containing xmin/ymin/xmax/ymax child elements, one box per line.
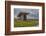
<box><xmin>5</xmin><ymin>1</ymin><xmax>45</xmax><ymax>35</ymax></box>
<box><xmin>11</xmin><ymin>5</ymin><xmax>42</xmax><ymax>31</ymax></box>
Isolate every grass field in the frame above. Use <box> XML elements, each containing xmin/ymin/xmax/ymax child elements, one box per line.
<box><xmin>14</xmin><ymin>19</ymin><xmax>39</xmax><ymax>27</ymax></box>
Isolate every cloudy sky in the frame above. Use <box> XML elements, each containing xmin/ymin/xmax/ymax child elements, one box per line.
<box><xmin>14</xmin><ymin>8</ymin><xmax>39</xmax><ymax>19</ymax></box>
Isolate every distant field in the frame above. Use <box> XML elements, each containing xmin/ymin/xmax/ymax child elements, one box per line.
<box><xmin>14</xmin><ymin>19</ymin><xmax>39</xmax><ymax>27</ymax></box>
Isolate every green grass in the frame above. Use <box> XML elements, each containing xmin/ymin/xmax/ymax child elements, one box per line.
<box><xmin>14</xmin><ymin>19</ymin><xmax>39</xmax><ymax>27</ymax></box>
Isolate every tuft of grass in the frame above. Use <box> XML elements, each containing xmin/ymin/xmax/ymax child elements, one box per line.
<box><xmin>14</xmin><ymin>19</ymin><xmax>39</xmax><ymax>27</ymax></box>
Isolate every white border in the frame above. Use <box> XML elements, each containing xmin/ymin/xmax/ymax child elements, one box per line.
<box><xmin>11</xmin><ymin>5</ymin><xmax>42</xmax><ymax>31</ymax></box>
